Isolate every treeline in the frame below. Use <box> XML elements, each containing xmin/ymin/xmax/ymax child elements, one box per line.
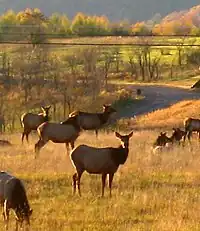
<box><xmin>0</xmin><ymin>7</ymin><xmax>200</xmax><ymax>43</ymax></box>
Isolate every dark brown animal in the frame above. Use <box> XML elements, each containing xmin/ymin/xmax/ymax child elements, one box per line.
<box><xmin>35</xmin><ymin>115</ymin><xmax>81</xmax><ymax>157</ymax></box>
<box><xmin>170</xmin><ymin>128</ymin><xmax>186</xmax><ymax>145</ymax></box>
<box><xmin>21</xmin><ymin>106</ymin><xmax>51</xmax><ymax>144</ymax></box>
<box><xmin>70</xmin><ymin>131</ymin><xmax>133</xmax><ymax>197</ymax></box>
<box><xmin>153</xmin><ymin>132</ymin><xmax>172</xmax><ymax>147</ymax></box>
<box><xmin>0</xmin><ymin>171</ymin><xmax>32</xmax><ymax>231</ymax></box>
<box><xmin>69</xmin><ymin>104</ymin><xmax>116</xmax><ymax>138</ymax></box>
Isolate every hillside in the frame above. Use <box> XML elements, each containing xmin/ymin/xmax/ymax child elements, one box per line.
<box><xmin>0</xmin><ymin>0</ymin><xmax>199</xmax><ymax>22</ymax></box>
<box><xmin>132</xmin><ymin>100</ymin><xmax>200</xmax><ymax>130</ymax></box>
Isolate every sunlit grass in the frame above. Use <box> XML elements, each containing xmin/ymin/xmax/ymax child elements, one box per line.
<box><xmin>0</xmin><ymin>129</ymin><xmax>200</xmax><ymax>230</ymax></box>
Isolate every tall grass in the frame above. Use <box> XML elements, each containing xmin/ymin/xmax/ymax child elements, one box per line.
<box><xmin>0</xmin><ymin>130</ymin><xmax>200</xmax><ymax>230</ymax></box>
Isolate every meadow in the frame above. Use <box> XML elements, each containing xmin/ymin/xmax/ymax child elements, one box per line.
<box><xmin>0</xmin><ymin>36</ymin><xmax>200</xmax><ymax>230</ymax></box>
<box><xmin>1</xmin><ymin>120</ymin><xmax>200</xmax><ymax>230</ymax></box>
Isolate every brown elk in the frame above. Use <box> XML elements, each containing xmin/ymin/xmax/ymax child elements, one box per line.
<box><xmin>35</xmin><ymin>115</ymin><xmax>81</xmax><ymax>158</ymax></box>
<box><xmin>0</xmin><ymin>171</ymin><xmax>32</xmax><ymax>231</ymax></box>
<box><xmin>183</xmin><ymin>117</ymin><xmax>200</xmax><ymax>143</ymax></box>
<box><xmin>21</xmin><ymin>106</ymin><xmax>51</xmax><ymax>144</ymax></box>
<box><xmin>69</xmin><ymin>104</ymin><xmax>116</xmax><ymax>138</ymax></box>
<box><xmin>153</xmin><ymin>128</ymin><xmax>185</xmax><ymax>153</ymax></box>
<box><xmin>70</xmin><ymin>131</ymin><xmax>133</xmax><ymax>197</ymax></box>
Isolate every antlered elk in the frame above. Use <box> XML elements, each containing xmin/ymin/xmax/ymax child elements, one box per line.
<box><xmin>21</xmin><ymin>106</ymin><xmax>51</xmax><ymax>144</ymax></box>
<box><xmin>70</xmin><ymin>131</ymin><xmax>133</xmax><ymax>197</ymax></box>
<box><xmin>35</xmin><ymin>115</ymin><xmax>81</xmax><ymax>157</ymax></box>
<box><xmin>69</xmin><ymin>104</ymin><xmax>116</xmax><ymax>138</ymax></box>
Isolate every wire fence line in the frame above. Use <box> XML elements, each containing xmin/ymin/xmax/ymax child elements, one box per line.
<box><xmin>0</xmin><ymin>41</ymin><xmax>199</xmax><ymax>47</ymax></box>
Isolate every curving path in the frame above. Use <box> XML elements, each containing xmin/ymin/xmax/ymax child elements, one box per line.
<box><xmin>118</xmin><ymin>84</ymin><xmax>200</xmax><ymax>118</ymax></box>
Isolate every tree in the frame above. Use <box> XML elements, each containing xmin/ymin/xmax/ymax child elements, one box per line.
<box><xmin>16</xmin><ymin>8</ymin><xmax>48</xmax><ymax>47</ymax></box>
<box><xmin>0</xmin><ymin>10</ymin><xmax>17</xmax><ymax>40</ymax></box>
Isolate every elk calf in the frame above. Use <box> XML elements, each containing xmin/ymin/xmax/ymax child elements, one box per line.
<box><xmin>70</xmin><ymin>131</ymin><xmax>133</xmax><ymax>197</ymax></box>
<box><xmin>0</xmin><ymin>171</ymin><xmax>32</xmax><ymax>231</ymax></box>
<box><xmin>69</xmin><ymin>104</ymin><xmax>116</xmax><ymax>138</ymax></box>
<box><xmin>21</xmin><ymin>105</ymin><xmax>51</xmax><ymax>144</ymax></box>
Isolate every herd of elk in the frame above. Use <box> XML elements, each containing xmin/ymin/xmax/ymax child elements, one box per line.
<box><xmin>1</xmin><ymin>103</ymin><xmax>200</xmax><ymax>230</ymax></box>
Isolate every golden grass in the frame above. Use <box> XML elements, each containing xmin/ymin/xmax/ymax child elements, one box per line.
<box><xmin>0</xmin><ymin>130</ymin><xmax>200</xmax><ymax>230</ymax></box>
<box><xmin>123</xmin><ymin>99</ymin><xmax>200</xmax><ymax>130</ymax></box>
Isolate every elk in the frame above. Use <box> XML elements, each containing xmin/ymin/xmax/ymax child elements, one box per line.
<box><xmin>153</xmin><ymin>132</ymin><xmax>173</xmax><ymax>153</ymax></box>
<box><xmin>69</xmin><ymin>104</ymin><xmax>116</xmax><ymax>138</ymax></box>
<box><xmin>21</xmin><ymin>105</ymin><xmax>51</xmax><ymax>144</ymax></box>
<box><xmin>184</xmin><ymin>117</ymin><xmax>200</xmax><ymax>143</ymax></box>
<box><xmin>0</xmin><ymin>171</ymin><xmax>32</xmax><ymax>231</ymax></box>
<box><xmin>35</xmin><ymin>115</ymin><xmax>81</xmax><ymax>157</ymax></box>
<box><xmin>153</xmin><ymin>129</ymin><xmax>185</xmax><ymax>153</ymax></box>
<box><xmin>70</xmin><ymin>131</ymin><xmax>133</xmax><ymax>197</ymax></box>
<box><xmin>170</xmin><ymin>128</ymin><xmax>186</xmax><ymax>145</ymax></box>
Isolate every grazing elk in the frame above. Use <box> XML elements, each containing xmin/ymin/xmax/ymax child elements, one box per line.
<box><xmin>69</xmin><ymin>104</ymin><xmax>116</xmax><ymax>138</ymax></box>
<box><xmin>21</xmin><ymin>105</ymin><xmax>51</xmax><ymax>144</ymax></box>
<box><xmin>184</xmin><ymin>117</ymin><xmax>200</xmax><ymax>143</ymax></box>
<box><xmin>35</xmin><ymin>115</ymin><xmax>81</xmax><ymax>157</ymax></box>
<box><xmin>0</xmin><ymin>171</ymin><xmax>32</xmax><ymax>231</ymax></box>
<box><xmin>70</xmin><ymin>131</ymin><xmax>133</xmax><ymax>197</ymax></box>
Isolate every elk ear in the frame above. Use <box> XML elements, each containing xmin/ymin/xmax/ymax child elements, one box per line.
<box><xmin>115</xmin><ymin>132</ymin><xmax>121</xmax><ymax>139</ymax></box>
<box><xmin>128</xmin><ymin>131</ymin><xmax>133</xmax><ymax>138</ymax></box>
<box><xmin>41</xmin><ymin>106</ymin><xmax>45</xmax><ymax>112</ymax></box>
<box><xmin>47</xmin><ymin>105</ymin><xmax>51</xmax><ymax>109</ymax></box>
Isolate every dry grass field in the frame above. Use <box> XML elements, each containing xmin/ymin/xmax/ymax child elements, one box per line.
<box><xmin>132</xmin><ymin>99</ymin><xmax>200</xmax><ymax>130</ymax></box>
<box><xmin>0</xmin><ymin>120</ymin><xmax>200</xmax><ymax>230</ymax></box>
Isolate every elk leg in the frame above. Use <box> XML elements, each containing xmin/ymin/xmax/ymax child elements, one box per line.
<box><xmin>22</xmin><ymin>129</ymin><xmax>31</xmax><ymax>144</ymax></box>
<box><xmin>198</xmin><ymin>132</ymin><xmax>200</xmax><ymax>141</ymax></box>
<box><xmin>35</xmin><ymin>139</ymin><xmax>47</xmax><ymax>158</ymax></box>
<box><xmin>70</xmin><ymin>141</ymin><xmax>75</xmax><ymax>151</ymax></box>
<box><xmin>77</xmin><ymin>171</ymin><xmax>83</xmax><ymax>197</ymax></box>
<box><xmin>3</xmin><ymin>200</ymin><xmax>9</xmax><ymax>231</ymax></box>
<box><xmin>65</xmin><ymin>143</ymin><xmax>70</xmax><ymax>155</ymax></box>
<box><xmin>101</xmin><ymin>174</ymin><xmax>107</xmax><ymax>197</ymax></box>
<box><xmin>72</xmin><ymin>173</ymin><xmax>77</xmax><ymax>195</ymax></box>
<box><xmin>183</xmin><ymin>131</ymin><xmax>187</xmax><ymax>143</ymax></box>
<box><xmin>108</xmin><ymin>173</ymin><xmax>114</xmax><ymax>198</ymax></box>
<box><xmin>25</xmin><ymin>131</ymin><xmax>31</xmax><ymax>143</ymax></box>
<box><xmin>187</xmin><ymin>131</ymin><xmax>192</xmax><ymax>143</ymax></box>
<box><xmin>95</xmin><ymin>130</ymin><xmax>98</xmax><ymax>138</ymax></box>
<box><xmin>15</xmin><ymin>219</ymin><xmax>19</xmax><ymax>231</ymax></box>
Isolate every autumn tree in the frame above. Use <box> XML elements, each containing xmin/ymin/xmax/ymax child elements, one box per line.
<box><xmin>16</xmin><ymin>8</ymin><xmax>48</xmax><ymax>47</ymax></box>
<box><xmin>48</xmin><ymin>13</ymin><xmax>71</xmax><ymax>36</ymax></box>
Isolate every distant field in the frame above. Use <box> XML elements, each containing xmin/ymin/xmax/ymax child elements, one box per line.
<box><xmin>0</xmin><ymin>35</ymin><xmax>199</xmax><ymax>68</ymax></box>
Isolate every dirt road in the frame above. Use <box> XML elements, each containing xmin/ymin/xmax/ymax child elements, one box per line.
<box><xmin>118</xmin><ymin>85</ymin><xmax>200</xmax><ymax>118</ymax></box>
